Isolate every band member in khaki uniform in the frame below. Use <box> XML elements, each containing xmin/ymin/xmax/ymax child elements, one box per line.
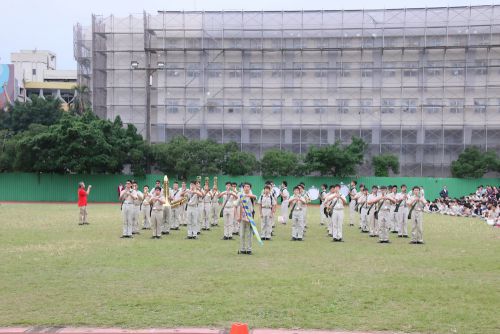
<box><xmin>396</xmin><ymin>184</ymin><xmax>409</xmax><ymax>238</ymax></box>
<box><xmin>366</xmin><ymin>186</ymin><xmax>380</xmax><ymax>237</ymax></box>
<box><xmin>389</xmin><ymin>185</ymin><xmax>399</xmax><ymax>233</ymax></box>
<box><xmin>358</xmin><ymin>186</ymin><xmax>369</xmax><ymax>233</ymax></box>
<box><xmin>210</xmin><ymin>185</ymin><xmax>220</xmax><ymax>227</ymax></box>
<box><xmin>170</xmin><ymin>182</ymin><xmax>182</xmax><ymax>230</ymax></box>
<box><xmin>132</xmin><ymin>181</ymin><xmax>143</xmax><ymax>235</ymax></box>
<box><xmin>289</xmin><ymin>186</ymin><xmax>306</xmax><ymax>241</ymax></box>
<box><xmin>348</xmin><ymin>181</ymin><xmax>358</xmax><ymax>226</ymax></box>
<box><xmin>376</xmin><ymin>186</ymin><xmax>397</xmax><ymax>243</ymax></box>
<box><xmin>234</xmin><ymin>182</ymin><xmax>257</xmax><ymax>254</ymax></box>
<box><xmin>179</xmin><ymin>181</ymin><xmax>188</xmax><ymax>226</ymax></box>
<box><xmin>231</xmin><ymin>182</ymin><xmax>241</xmax><ymax>235</ymax></box>
<box><xmin>258</xmin><ymin>185</ymin><xmax>276</xmax><ymax>240</ymax></box>
<box><xmin>319</xmin><ymin>184</ymin><xmax>328</xmax><ymax>226</ymax></box>
<box><xmin>407</xmin><ymin>186</ymin><xmax>427</xmax><ymax>244</ymax></box>
<box><xmin>352</xmin><ymin>185</ymin><xmax>364</xmax><ymax>229</ymax></box>
<box><xmin>119</xmin><ymin>180</ymin><xmax>137</xmax><ymax>238</ymax></box>
<box><xmin>200</xmin><ymin>183</ymin><xmax>212</xmax><ymax>231</ymax></box>
<box><xmin>218</xmin><ymin>182</ymin><xmax>237</xmax><ymax>240</ymax></box>
<box><xmin>324</xmin><ymin>184</ymin><xmax>347</xmax><ymax>242</ymax></box>
<box><xmin>279</xmin><ymin>181</ymin><xmax>289</xmax><ymax>224</ymax></box>
<box><xmin>149</xmin><ymin>186</ymin><xmax>165</xmax><ymax>238</ymax></box>
<box><xmin>141</xmin><ymin>185</ymin><xmax>151</xmax><ymax>229</ymax></box>
<box><xmin>161</xmin><ymin>187</ymin><xmax>171</xmax><ymax>236</ymax></box>
<box><xmin>184</xmin><ymin>181</ymin><xmax>203</xmax><ymax>239</ymax></box>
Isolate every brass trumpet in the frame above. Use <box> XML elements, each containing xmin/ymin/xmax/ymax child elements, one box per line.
<box><xmin>163</xmin><ymin>175</ymin><xmax>171</xmax><ymax>207</ymax></box>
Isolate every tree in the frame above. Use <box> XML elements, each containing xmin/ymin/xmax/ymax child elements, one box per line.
<box><xmin>0</xmin><ymin>96</ymin><xmax>62</xmax><ymax>133</ymax></box>
<box><xmin>223</xmin><ymin>150</ymin><xmax>259</xmax><ymax>176</ymax></box>
<box><xmin>372</xmin><ymin>154</ymin><xmax>400</xmax><ymax>177</ymax></box>
<box><xmin>304</xmin><ymin>136</ymin><xmax>367</xmax><ymax>177</ymax></box>
<box><xmin>70</xmin><ymin>85</ymin><xmax>90</xmax><ymax>115</ymax></box>
<box><xmin>451</xmin><ymin>146</ymin><xmax>499</xmax><ymax>178</ymax></box>
<box><xmin>260</xmin><ymin>149</ymin><xmax>299</xmax><ymax>177</ymax></box>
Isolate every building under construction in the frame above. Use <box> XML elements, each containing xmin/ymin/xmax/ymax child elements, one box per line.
<box><xmin>74</xmin><ymin>5</ymin><xmax>500</xmax><ymax>176</ymax></box>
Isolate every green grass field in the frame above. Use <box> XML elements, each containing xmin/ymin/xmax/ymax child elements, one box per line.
<box><xmin>0</xmin><ymin>203</ymin><xmax>499</xmax><ymax>333</ymax></box>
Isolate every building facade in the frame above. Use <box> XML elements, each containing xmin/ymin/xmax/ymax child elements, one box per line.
<box><xmin>74</xmin><ymin>6</ymin><xmax>500</xmax><ymax>176</ymax></box>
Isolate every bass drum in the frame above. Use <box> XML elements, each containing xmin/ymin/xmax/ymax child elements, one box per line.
<box><xmin>307</xmin><ymin>186</ymin><xmax>320</xmax><ymax>201</ymax></box>
<box><xmin>340</xmin><ymin>184</ymin><xmax>350</xmax><ymax>197</ymax></box>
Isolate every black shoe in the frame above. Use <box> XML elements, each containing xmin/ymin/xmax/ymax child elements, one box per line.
<box><xmin>84</xmin><ymin>222</ymin><xmax>90</xmax><ymax>225</ymax></box>
<box><xmin>410</xmin><ymin>241</ymin><xmax>417</xmax><ymax>244</ymax></box>
<box><xmin>185</xmin><ymin>236</ymin><xmax>192</xmax><ymax>239</ymax></box>
<box><xmin>142</xmin><ymin>227</ymin><xmax>147</xmax><ymax>230</ymax></box>
<box><xmin>291</xmin><ymin>237</ymin><xmax>296</xmax><ymax>241</ymax></box>
<box><xmin>398</xmin><ymin>235</ymin><xmax>403</xmax><ymax>238</ymax></box>
<box><xmin>403</xmin><ymin>235</ymin><xmax>409</xmax><ymax>238</ymax></box>
<box><xmin>238</xmin><ymin>250</ymin><xmax>246</xmax><ymax>254</ymax></box>
<box><xmin>297</xmin><ymin>238</ymin><xmax>303</xmax><ymax>241</ymax></box>
<box><xmin>349</xmin><ymin>224</ymin><xmax>354</xmax><ymax>226</ymax></box>
<box><xmin>378</xmin><ymin>240</ymin><xmax>385</xmax><ymax>243</ymax></box>
<box><xmin>417</xmin><ymin>241</ymin><xmax>425</xmax><ymax>244</ymax></box>
<box><xmin>391</xmin><ymin>231</ymin><xmax>398</xmax><ymax>234</ymax></box>
<box><xmin>328</xmin><ymin>233</ymin><xmax>333</xmax><ymax>237</ymax></box>
<box><xmin>228</xmin><ymin>236</ymin><xmax>233</xmax><ymax>240</ymax></box>
<box><xmin>150</xmin><ymin>236</ymin><xmax>156</xmax><ymax>239</ymax></box>
<box><xmin>120</xmin><ymin>235</ymin><xmax>127</xmax><ymax>238</ymax></box>
<box><xmin>197</xmin><ymin>232</ymin><xmax>201</xmax><ymax>235</ymax></box>
<box><xmin>246</xmin><ymin>251</ymin><xmax>252</xmax><ymax>255</ymax></box>
<box><xmin>128</xmin><ymin>235</ymin><xmax>133</xmax><ymax>238</ymax></box>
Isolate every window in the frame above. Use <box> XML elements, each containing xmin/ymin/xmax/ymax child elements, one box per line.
<box><xmin>207</xmin><ymin>63</ymin><xmax>222</xmax><ymax>78</ymax></box>
<box><xmin>426</xmin><ymin>62</ymin><xmax>441</xmax><ymax>76</ymax></box>
<box><xmin>186</xmin><ymin>39</ymin><xmax>201</xmax><ymax>48</ymax></box>
<box><xmin>228</xmin><ymin>62</ymin><xmax>241</xmax><ymax>78</ymax></box>
<box><xmin>293</xmin><ymin>99</ymin><xmax>303</xmax><ymax>113</ymax></box>
<box><xmin>425</xmin><ymin>99</ymin><xmax>442</xmax><ymax>114</ymax></box>
<box><xmin>337</xmin><ymin>99</ymin><xmax>349</xmax><ymax>114</ymax></box>
<box><xmin>381</xmin><ymin>99</ymin><xmax>397</xmax><ymax>114</ymax></box>
<box><xmin>449</xmin><ymin>99</ymin><xmax>464</xmax><ymax>114</ymax></box>
<box><xmin>383</xmin><ymin>62</ymin><xmax>396</xmax><ymax>78</ymax></box>
<box><xmin>314</xmin><ymin>99</ymin><xmax>327</xmax><ymax>114</ymax></box>
<box><xmin>339</xmin><ymin>63</ymin><xmax>351</xmax><ymax>77</ymax></box>
<box><xmin>226</xmin><ymin>99</ymin><xmax>242</xmax><ymax>113</ymax></box>
<box><xmin>250</xmin><ymin>99</ymin><xmax>262</xmax><ymax>113</ymax></box>
<box><xmin>166</xmin><ymin>99</ymin><xmax>179</xmax><ymax>113</ymax></box>
<box><xmin>474</xmin><ymin>98</ymin><xmax>487</xmax><ymax>113</ymax></box>
<box><xmin>250</xmin><ymin>63</ymin><xmax>262</xmax><ymax>79</ymax></box>
<box><xmin>293</xmin><ymin>62</ymin><xmax>304</xmax><ymax>78</ymax></box>
<box><xmin>450</xmin><ymin>62</ymin><xmax>464</xmax><ymax>76</ymax></box>
<box><xmin>167</xmin><ymin>63</ymin><xmax>181</xmax><ymax>77</ymax></box>
<box><xmin>403</xmin><ymin>62</ymin><xmax>419</xmax><ymax>77</ymax></box>
<box><xmin>361</xmin><ymin>62</ymin><xmax>373</xmax><ymax>78</ymax></box>
<box><xmin>427</xmin><ymin>36</ymin><xmax>444</xmax><ymax>47</ymax></box>
<box><xmin>270</xmin><ymin>38</ymin><xmax>281</xmax><ymax>49</ymax></box>
<box><xmin>187</xmin><ymin>99</ymin><xmax>200</xmax><ymax>113</ymax></box>
<box><xmin>360</xmin><ymin>99</ymin><xmax>372</xmax><ymax>114</ymax></box>
<box><xmin>207</xmin><ymin>99</ymin><xmax>223</xmax><ymax>113</ymax></box>
<box><xmin>187</xmin><ymin>64</ymin><xmax>200</xmax><ymax>78</ymax></box>
<box><xmin>271</xmin><ymin>62</ymin><xmax>282</xmax><ymax>78</ymax></box>
<box><xmin>475</xmin><ymin>60</ymin><xmax>488</xmax><ymax>75</ymax></box>
<box><xmin>315</xmin><ymin>62</ymin><xmax>328</xmax><ymax>78</ymax></box>
<box><xmin>32</xmin><ymin>69</ymin><xmax>36</xmax><ymax>76</ymax></box>
<box><xmin>270</xmin><ymin>99</ymin><xmax>283</xmax><ymax>113</ymax></box>
<box><xmin>402</xmin><ymin>99</ymin><xmax>418</xmax><ymax>113</ymax></box>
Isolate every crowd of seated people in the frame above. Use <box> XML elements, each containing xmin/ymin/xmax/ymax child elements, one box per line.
<box><xmin>425</xmin><ymin>185</ymin><xmax>499</xmax><ymax>226</ymax></box>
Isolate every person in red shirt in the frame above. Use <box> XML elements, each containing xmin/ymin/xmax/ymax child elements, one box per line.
<box><xmin>78</xmin><ymin>182</ymin><xmax>92</xmax><ymax>225</ymax></box>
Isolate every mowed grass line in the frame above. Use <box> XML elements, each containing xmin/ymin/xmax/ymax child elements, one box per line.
<box><xmin>0</xmin><ymin>203</ymin><xmax>498</xmax><ymax>333</ymax></box>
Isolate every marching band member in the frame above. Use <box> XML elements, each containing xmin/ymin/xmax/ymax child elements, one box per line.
<box><xmin>258</xmin><ymin>185</ymin><xmax>276</xmax><ymax>240</ymax></box>
<box><xmin>319</xmin><ymin>184</ymin><xmax>328</xmax><ymax>226</ymax></box>
<box><xmin>396</xmin><ymin>184</ymin><xmax>409</xmax><ymax>238</ymax></box>
<box><xmin>119</xmin><ymin>180</ymin><xmax>137</xmax><ymax>238</ymax></box>
<box><xmin>132</xmin><ymin>181</ymin><xmax>144</xmax><ymax>235</ymax></box>
<box><xmin>358</xmin><ymin>186</ymin><xmax>369</xmax><ymax>233</ymax></box>
<box><xmin>234</xmin><ymin>182</ymin><xmax>257</xmax><ymax>254</ymax></box>
<box><xmin>407</xmin><ymin>186</ymin><xmax>427</xmax><ymax>244</ymax></box>
<box><xmin>141</xmin><ymin>185</ymin><xmax>151</xmax><ymax>229</ymax></box>
<box><xmin>324</xmin><ymin>184</ymin><xmax>347</xmax><ymax>242</ymax></box>
<box><xmin>348</xmin><ymin>180</ymin><xmax>358</xmax><ymax>226</ymax></box>
<box><xmin>149</xmin><ymin>186</ymin><xmax>165</xmax><ymax>239</ymax></box>
<box><xmin>279</xmin><ymin>181</ymin><xmax>289</xmax><ymax>225</ymax></box>
<box><xmin>389</xmin><ymin>185</ymin><xmax>399</xmax><ymax>234</ymax></box>
<box><xmin>376</xmin><ymin>186</ymin><xmax>397</xmax><ymax>243</ymax></box>
<box><xmin>289</xmin><ymin>186</ymin><xmax>306</xmax><ymax>241</ymax></box>
<box><xmin>210</xmin><ymin>183</ymin><xmax>220</xmax><ymax>227</ymax></box>
<box><xmin>183</xmin><ymin>181</ymin><xmax>203</xmax><ymax>239</ymax></box>
<box><xmin>170</xmin><ymin>182</ymin><xmax>182</xmax><ymax>230</ymax></box>
<box><xmin>179</xmin><ymin>181</ymin><xmax>188</xmax><ymax>226</ymax></box>
<box><xmin>231</xmin><ymin>182</ymin><xmax>241</xmax><ymax>235</ymax></box>
<box><xmin>366</xmin><ymin>186</ymin><xmax>380</xmax><ymax>238</ymax></box>
<box><xmin>201</xmin><ymin>182</ymin><xmax>212</xmax><ymax>231</ymax></box>
<box><xmin>218</xmin><ymin>182</ymin><xmax>238</xmax><ymax>240</ymax></box>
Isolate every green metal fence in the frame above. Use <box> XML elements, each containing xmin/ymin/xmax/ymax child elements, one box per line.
<box><xmin>0</xmin><ymin>173</ymin><xmax>498</xmax><ymax>203</ymax></box>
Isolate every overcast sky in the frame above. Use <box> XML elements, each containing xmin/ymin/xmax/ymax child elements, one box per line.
<box><xmin>0</xmin><ymin>0</ymin><xmax>496</xmax><ymax>69</ymax></box>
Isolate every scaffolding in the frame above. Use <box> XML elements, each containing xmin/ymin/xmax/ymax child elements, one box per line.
<box><xmin>74</xmin><ymin>5</ymin><xmax>500</xmax><ymax>177</ymax></box>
